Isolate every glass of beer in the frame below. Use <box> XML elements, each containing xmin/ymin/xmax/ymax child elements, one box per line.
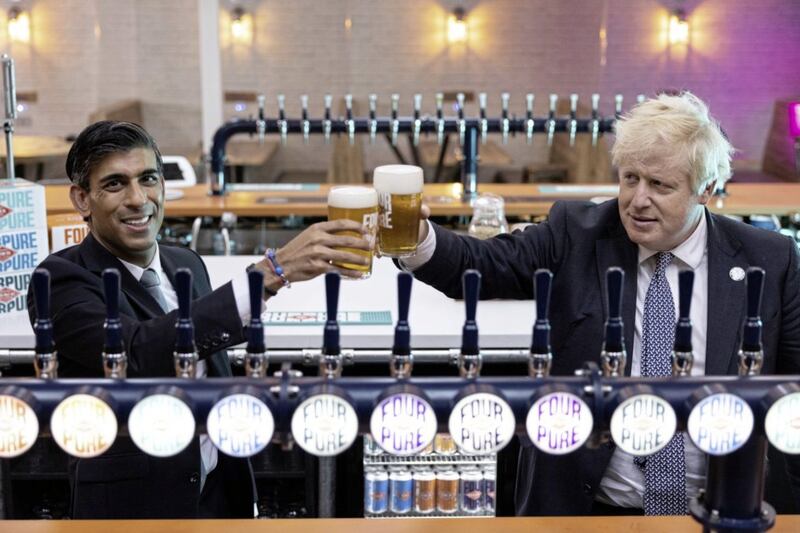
<box><xmin>327</xmin><ymin>186</ymin><xmax>378</xmax><ymax>279</ymax></box>
<box><xmin>373</xmin><ymin>165</ymin><xmax>424</xmax><ymax>257</ymax></box>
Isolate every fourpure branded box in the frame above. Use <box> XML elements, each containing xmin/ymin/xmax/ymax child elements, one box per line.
<box><xmin>0</xmin><ymin>180</ymin><xmax>48</xmax><ymax>317</ymax></box>
<box><xmin>49</xmin><ymin>213</ymin><xmax>88</xmax><ymax>252</ymax></box>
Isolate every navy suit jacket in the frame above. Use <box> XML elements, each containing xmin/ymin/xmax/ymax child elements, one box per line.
<box><xmin>27</xmin><ymin>233</ymin><xmax>255</xmax><ymax>518</ymax></box>
<box><xmin>413</xmin><ymin>199</ymin><xmax>800</xmax><ymax>515</ymax></box>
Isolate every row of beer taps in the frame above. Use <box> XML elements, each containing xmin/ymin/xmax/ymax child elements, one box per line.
<box><xmin>245</xmin><ymin>92</ymin><xmax>646</xmax><ymax>148</ymax></box>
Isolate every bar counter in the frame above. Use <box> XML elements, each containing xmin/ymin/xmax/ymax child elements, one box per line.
<box><xmin>43</xmin><ymin>182</ymin><xmax>800</xmax><ymax>218</ymax></box>
<box><xmin>3</xmin><ymin>516</ymin><xmax>800</xmax><ymax>533</ymax></box>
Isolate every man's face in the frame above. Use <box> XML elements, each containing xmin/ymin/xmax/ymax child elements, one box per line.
<box><xmin>69</xmin><ymin>148</ymin><xmax>164</xmax><ymax>266</ymax></box>
<box><xmin>617</xmin><ymin>153</ymin><xmax>712</xmax><ymax>251</ymax></box>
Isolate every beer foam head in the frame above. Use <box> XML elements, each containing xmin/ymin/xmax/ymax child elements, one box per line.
<box><xmin>328</xmin><ymin>186</ymin><xmax>378</xmax><ymax>208</ymax></box>
<box><xmin>372</xmin><ymin>165</ymin><xmax>424</xmax><ymax>194</ymax></box>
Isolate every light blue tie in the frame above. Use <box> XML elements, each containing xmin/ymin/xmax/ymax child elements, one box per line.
<box><xmin>637</xmin><ymin>252</ymin><xmax>687</xmax><ymax>515</ymax></box>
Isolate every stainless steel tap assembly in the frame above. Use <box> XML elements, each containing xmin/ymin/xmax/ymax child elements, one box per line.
<box><xmin>210</xmin><ymin>92</ymin><xmax>628</xmax><ymax>199</ymax></box>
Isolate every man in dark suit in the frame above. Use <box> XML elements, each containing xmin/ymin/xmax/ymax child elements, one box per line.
<box><xmin>400</xmin><ymin>92</ymin><xmax>800</xmax><ymax>515</ymax></box>
<box><xmin>28</xmin><ymin>121</ymin><xmax>372</xmax><ymax>518</ymax></box>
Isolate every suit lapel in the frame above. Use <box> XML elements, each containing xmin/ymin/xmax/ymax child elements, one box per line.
<box><xmin>595</xmin><ymin>219</ymin><xmax>638</xmax><ymax>376</ymax></box>
<box><xmin>79</xmin><ymin>234</ymin><xmax>166</xmax><ymax>319</ymax></box>
<box><xmin>705</xmin><ymin>211</ymin><xmax>746</xmax><ymax>375</ymax></box>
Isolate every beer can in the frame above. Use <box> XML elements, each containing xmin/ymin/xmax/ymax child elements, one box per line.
<box><xmin>413</xmin><ymin>468</ymin><xmax>436</xmax><ymax>514</ymax></box>
<box><xmin>483</xmin><ymin>468</ymin><xmax>496</xmax><ymax>513</ymax></box>
<box><xmin>434</xmin><ymin>433</ymin><xmax>457</xmax><ymax>455</ymax></box>
<box><xmin>364</xmin><ymin>434</ymin><xmax>383</xmax><ymax>455</ymax></box>
<box><xmin>435</xmin><ymin>470</ymin><xmax>460</xmax><ymax>513</ymax></box>
<box><xmin>389</xmin><ymin>470</ymin><xmax>413</xmax><ymax>514</ymax></box>
<box><xmin>460</xmin><ymin>470</ymin><xmax>484</xmax><ymax>513</ymax></box>
<box><xmin>364</xmin><ymin>469</ymin><xmax>389</xmax><ymax>514</ymax></box>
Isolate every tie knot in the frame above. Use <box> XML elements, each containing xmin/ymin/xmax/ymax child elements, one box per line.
<box><xmin>140</xmin><ymin>268</ymin><xmax>161</xmax><ymax>289</ymax></box>
<box><xmin>655</xmin><ymin>252</ymin><xmax>673</xmax><ymax>275</ymax></box>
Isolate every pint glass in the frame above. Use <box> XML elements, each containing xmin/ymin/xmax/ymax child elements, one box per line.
<box><xmin>327</xmin><ymin>186</ymin><xmax>378</xmax><ymax>279</ymax></box>
<box><xmin>373</xmin><ymin>165</ymin><xmax>424</xmax><ymax>257</ymax></box>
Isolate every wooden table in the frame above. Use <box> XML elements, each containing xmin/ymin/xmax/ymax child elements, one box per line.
<box><xmin>1</xmin><ymin>516</ymin><xmax>799</xmax><ymax>533</ymax></box>
<box><xmin>42</xmin><ymin>182</ymin><xmax>800</xmax><ymax>218</ymax></box>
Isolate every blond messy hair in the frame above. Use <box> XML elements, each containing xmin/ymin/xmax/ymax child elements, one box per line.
<box><xmin>611</xmin><ymin>92</ymin><xmax>734</xmax><ymax>193</ymax></box>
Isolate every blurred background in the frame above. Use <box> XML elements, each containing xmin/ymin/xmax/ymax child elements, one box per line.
<box><xmin>2</xmin><ymin>0</ymin><xmax>799</xmax><ymax>185</ymax></box>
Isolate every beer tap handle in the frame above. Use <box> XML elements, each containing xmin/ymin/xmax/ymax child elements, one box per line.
<box><xmin>672</xmin><ymin>270</ymin><xmax>695</xmax><ymax>376</ymax></box>
<box><xmin>412</xmin><ymin>93</ymin><xmax>422</xmax><ymax>147</ymax></box>
<box><xmin>323</xmin><ymin>94</ymin><xmax>332</xmax><ymax>143</ymax></box>
<box><xmin>530</xmin><ymin>269</ymin><xmax>553</xmax><ymax>378</ymax></box>
<box><xmin>174</xmin><ymin>268</ymin><xmax>194</xmax><ymax>348</ymax></box>
<box><xmin>569</xmin><ymin>94</ymin><xmax>578</xmax><ymax>147</ymax></box>
<box><xmin>247</xmin><ymin>269</ymin><xmax>265</xmax><ymax>350</ymax></box>
<box><xmin>301</xmin><ymin>94</ymin><xmax>310</xmax><ymax>144</ymax></box>
<box><xmin>246</xmin><ymin>269</ymin><xmax>268</xmax><ymax>377</ymax></box>
<box><xmin>436</xmin><ymin>92</ymin><xmax>445</xmax><ymax>145</ymax></box>
<box><xmin>2</xmin><ymin>54</ymin><xmax>17</xmax><ymax>120</ymax></box>
<box><xmin>391</xmin><ymin>272</ymin><xmax>414</xmax><ymax>378</ymax></box>
<box><xmin>459</xmin><ymin>270</ymin><xmax>482</xmax><ymax>377</ymax></box>
<box><xmin>32</xmin><ymin>268</ymin><xmax>58</xmax><ymax>379</ymax></box>
<box><xmin>345</xmin><ymin>93</ymin><xmax>355</xmax><ymax>145</ymax></box>
<box><xmin>173</xmin><ymin>268</ymin><xmax>197</xmax><ymax>377</ymax></box>
<box><xmin>102</xmin><ymin>269</ymin><xmax>124</xmax><ymax>350</ymax></box>
<box><xmin>739</xmin><ymin>267</ymin><xmax>766</xmax><ymax>376</ymax></box>
<box><xmin>590</xmin><ymin>93</ymin><xmax>600</xmax><ymax>147</ymax></box>
<box><xmin>457</xmin><ymin>92</ymin><xmax>466</xmax><ymax>146</ymax></box>
<box><xmin>614</xmin><ymin>94</ymin><xmax>623</xmax><ymax>118</ymax></box>
<box><xmin>547</xmin><ymin>93</ymin><xmax>558</xmax><ymax>147</ymax></box>
<box><xmin>277</xmin><ymin>94</ymin><xmax>287</xmax><ymax>145</ymax></box>
<box><xmin>390</xmin><ymin>93</ymin><xmax>400</xmax><ymax>146</ymax></box>
<box><xmin>479</xmin><ymin>92</ymin><xmax>488</xmax><ymax>145</ymax></box>
<box><xmin>102</xmin><ymin>269</ymin><xmax>126</xmax><ymax>378</ymax></box>
<box><xmin>738</xmin><ymin>267</ymin><xmax>766</xmax><ymax>375</ymax></box>
<box><xmin>526</xmin><ymin>93</ymin><xmax>535</xmax><ymax>145</ymax></box>
<box><xmin>501</xmin><ymin>92</ymin><xmax>510</xmax><ymax>144</ymax></box>
<box><xmin>600</xmin><ymin>267</ymin><xmax>626</xmax><ymax>377</ymax></box>
<box><xmin>368</xmin><ymin>93</ymin><xmax>378</xmax><ymax>144</ymax></box>
<box><xmin>636</xmin><ymin>94</ymin><xmax>646</xmax><ymax>105</ymax></box>
<box><xmin>321</xmin><ymin>272</ymin><xmax>343</xmax><ymax>378</ymax></box>
<box><xmin>256</xmin><ymin>94</ymin><xmax>266</xmax><ymax>143</ymax></box>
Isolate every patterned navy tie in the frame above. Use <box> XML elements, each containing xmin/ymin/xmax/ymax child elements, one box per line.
<box><xmin>139</xmin><ymin>268</ymin><xmax>169</xmax><ymax>313</ymax></box>
<box><xmin>637</xmin><ymin>252</ymin><xmax>687</xmax><ymax>515</ymax></box>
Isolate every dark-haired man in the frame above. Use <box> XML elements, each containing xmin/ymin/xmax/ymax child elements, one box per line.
<box><xmin>28</xmin><ymin>120</ymin><xmax>371</xmax><ymax>518</ymax></box>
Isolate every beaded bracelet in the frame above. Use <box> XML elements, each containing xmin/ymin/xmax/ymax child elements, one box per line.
<box><xmin>266</xmin><ymin>248</ymin><xmax>291</xmax><ymax>288</ymax></box>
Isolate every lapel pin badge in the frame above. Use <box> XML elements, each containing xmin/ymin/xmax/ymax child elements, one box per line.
<box><xmin>729</xmin><ymin>267</ymin><xmax>745</xmax><ymax>281</ymax></box>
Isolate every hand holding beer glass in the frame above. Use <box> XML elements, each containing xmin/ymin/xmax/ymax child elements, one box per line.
<box><xmin>373</xmin><ymin>165</ymin><xmax>424</xmax><ymax>257</ymax></box>
<box><xmin>327</xmin><ymin>186</ymin><xmax>379</xmax><ymax>279</ymax></box>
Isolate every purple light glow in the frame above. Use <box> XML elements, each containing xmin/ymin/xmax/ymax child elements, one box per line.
<box><xmin>789</xmin><ymin>103</ymin><xmax>800</xmax><ymax>138</ymax></box>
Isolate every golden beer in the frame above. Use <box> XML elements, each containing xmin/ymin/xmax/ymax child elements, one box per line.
<box><xmin>373</xmin><ymin>165</ymin><xmax>424</xmax><ymax>257</ymax></box>
<box><xmin>327</xmin><ymin>186</ymin><xmax>378</xmax><ymax>279</ymax></box>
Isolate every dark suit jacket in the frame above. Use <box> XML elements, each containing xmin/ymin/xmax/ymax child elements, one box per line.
<box><xmin>28</xmin><ymin>233</ymin><xmax>255</xmax><ymax>518</ymax></box>
<box><xmin>413</xmin><ymin>199</ymin><xmax>800</xmax><ymax>515</ymax></box>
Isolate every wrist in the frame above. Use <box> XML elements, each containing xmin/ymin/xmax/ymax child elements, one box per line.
<box><xmin>247</xmin><ymin>262</ymin><xmax>280</xmax><ymax>299</ymax></box>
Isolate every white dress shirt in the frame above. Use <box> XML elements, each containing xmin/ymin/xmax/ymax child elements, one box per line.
<box><xmin>118</xmin><ymin>248</ymin><xmax>256</xmax><ymax>492</ymax></box>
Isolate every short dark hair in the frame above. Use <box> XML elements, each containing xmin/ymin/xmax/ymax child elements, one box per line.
<box><xmin>66</xmin><ymin>121</ymin><xmax>164</xmax><ymax>190</ymax></box>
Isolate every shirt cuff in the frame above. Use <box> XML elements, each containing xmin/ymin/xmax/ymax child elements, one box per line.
<box><xmin>399</xmin><ymin>220</ymin><xmax>437</xmax><ymax>271</ymax></box>
<box><xmin>231</xmin><ymin>269</ymin><xmax>260</xmax><ymax>322</ymax></box>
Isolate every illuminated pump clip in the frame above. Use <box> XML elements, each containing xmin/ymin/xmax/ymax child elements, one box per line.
<box><xmin>687</xmin><ymin>268</ymin><xmax>765</xmax><ymax>456</ymax></box>
<box><xmin>526</xmin><ymin>269</ymin><xmax>593</xmax><ymax>455</ymax></box>
<box><xmin>208</xmin><ymin>270</ymin><xmax>274</xmax><ymax>458</ymax></box>
<box><xmin>291</xmin><ymin>272</ymin><xmax>359</xmax><ymax>457</ymax></box>
<box><xmin>449</xmin><ymin>270</ymin><xmax>515</xmax><ymax>455</ymax></box>
<box><xmin>370</xmin><ymin>273</ymin><xmax>436</xmax><ymax>455</ymax></box>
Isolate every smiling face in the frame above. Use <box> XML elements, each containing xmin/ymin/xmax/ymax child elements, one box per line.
<box><xmin>617</xmin><ymin>150</ymin><xmax>712</xmax><ymax>251</ymax></box>
<box><xmin>69</xmin><ymin>147</ymin><xmax>164</xmax><ymax>266</ymax></box>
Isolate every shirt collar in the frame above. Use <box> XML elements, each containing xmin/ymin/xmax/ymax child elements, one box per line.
<box><xmin>637</xmin><ymin>210</ymin><xmax>707</xmax><ymax>270</ymax></box>
<box><xmin>117</xmin><ymin>246</ymin><xmax>162</xmax><ymax>282</ymax></box>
